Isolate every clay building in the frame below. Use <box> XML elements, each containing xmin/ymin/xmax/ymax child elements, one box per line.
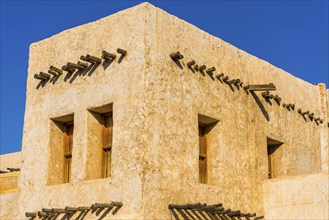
<box><xmin>1</xmin><ymin>2</ymin><xmax>328</xmax><ymax>220</ymax></box>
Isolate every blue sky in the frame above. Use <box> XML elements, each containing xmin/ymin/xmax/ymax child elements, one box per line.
<box><xmin>1</xmin><ymin>1</ymin><xmax>328</xmax><ymax>154</ymax></box>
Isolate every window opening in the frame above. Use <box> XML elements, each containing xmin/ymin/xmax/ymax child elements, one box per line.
<box><xmin>198</xmin><ymin>114</ymin><xmax>218</xmax><ymax>184</ymax></box>
<box><xmin>63</xmin><ymin>121</ymin><xmax>74</xmax><ymax>183</ymax></box>
<box><xmin>101</xmin><ymin>112</ymin><xmax>113</xmax><ymax>178</ymax></box>
<box><xmin>199</xmin><ymin>125</ymin><xmax>207</xmax><ymax>184</ymax></box>
<box><xmin>267</xmin><ymin>138</ymin><xmax>283</xmax><ymax>179</ymax></box>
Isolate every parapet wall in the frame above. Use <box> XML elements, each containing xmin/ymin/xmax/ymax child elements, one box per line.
<box><xmin>0</xmin><ymin>152</ymin><xmax>21</xmax><ymax>219</ymax></box>
<box><xmin>263</xmin><ymin>172</ymin><xmax>329</xmax><ymax>219</ymax></box>
<box><xmin>0</xmin><ymin>152</ymin><xmax>22</xmax><ymax>171</ymax></box>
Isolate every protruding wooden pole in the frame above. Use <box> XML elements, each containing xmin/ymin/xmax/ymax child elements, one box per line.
<box><xmin>80</xmin><ymin>54</ymin><xmax>102</xmax><ymax>64</ymax></box>
<box><xmin>25</xmin><ymin>212</ymin><xmax>36</xmax><ymax>218</ymax></box>
<box><xmin>246</xmin><ymin>83</ymin><xmax>276</xmax><ymax>91</ymax></box>
<box><xmin>50</xmin><ymin>65</ymin><xmax>63</xmax><ymax>75</ymax></box>
<box><xmin>117</xmin><ymin>48</ymin><xmax>127</xmax><ymax>56</ymax></box>
<box><xmin>215</xmin><ymin>73</ymin><xmax>224</xmax><ymax>80</ymax></box>
<box><xmin>199</xmin><ymin>65</ymin><xmax>206</xmax><ymax>71</ymax></box>
<box><xmin>51</xmin><ymin>208</ymin><xmax>66</xmax><ymax>213</ymax></box>
<box><xmin>48</xmin><ymin>69</ymin><xmax>58</xmax><ymax>76</ymax></box>
<box><xmin>206</xmin><ymin>67</ymin><xmax>216</xmax><ymax>76</ymax></box>
<box><xmin>67</xmin><ymin>62</ymin><xmax>86</xmax><ymax>70</ymax></box>
<box><xmin>42</xmin><ymin>208</ymin><xmax>52</xmax><ymax>213</ymax></box>
<box><xmin>77</xmin><ymin>61</ymin><xmax>88</xmax><ymax>68</ymax></box>
<box><xmin>77</xmin><ymin>207</ymin><xmax>91</xmax><ymax>211</ymax></box>
<box><xmin>274</xmin><ymin>95</ymin><xmax>281</xmax><ymax>103</ymax></box>
<box><xmin>170</xmin><ymin>52</ymin><xmax>184</xmax><ymax>61</ymax></box>
<box><xmin>65</xmin><ymin>207</ymin><xmax>78</xmax><ymax>213</ymax></box>
<box><xmin>39</xmin><ymin>72</ymin><xmax>50</xmax><ymax>80</ymax></box>
<box><xmin>91</xmin><ymin>203</ymin><xmax>113</xmax><ymax>209</ymax></box>
<box><xmin>221</xmin><ymin>76</ymin><xmax>229</xmax><ymax>82</ymax></box>
<box><xmin>187</xmin><ymin>60</ymin><xmax>195</xmax><ymax>67</ymax></box>
<box><xmin>102</xmin><ymin>50</ymin><xmax>117</xmax><ymax>60</ymax></box>
<box><xmin>62</xmin><ymin>65</ymin><xmax>75</xmax><ymax>72</ymax></box>
<box><xmin>7</xmin><ymin>168</ymin><xmax>20</xmax><ymax>172</ymax></box>
<box><xmin>34</xmin><ymin>74</ymin><xmax>44</xmax><ymax>80</ymax></box>
<box><xmin>37</xmin><ymin>211</ymin><xmax>48</xmax><ymax>218</ymax></box>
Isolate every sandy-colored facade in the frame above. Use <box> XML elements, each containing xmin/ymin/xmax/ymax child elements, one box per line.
<box><xmin>1</xmin><ymin>2</ymin><xmax>328</xmax><ymax>219</ymax></box>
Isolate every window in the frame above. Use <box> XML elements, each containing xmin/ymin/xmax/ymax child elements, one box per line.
<box><xmin>199</xmin><ymin>124</ymin><xmax>207</xmax><ymax>184</ymax></box>
<box><xmin>63</xmin><ymin>121</ymin><xmax>74</xmax><ymax>183</ymax></box>
<box><xmin>101</xmin><ymin>112</ymin><xmax>113</xmax><ymax>178</ymax></box>
<box><xmin>198</xmin><ymin>114</ymin><xmax>218</xmax><ymax>184</ymax></box>
<box><xmin>85</xmin><ymin>103</ymin><xmax>113</xmax><ymax>180</ymax></box>
<box><xmin>47</xmin><ymin>114</ymin><xmax>74</xmax><ymax>185</ymax></box>
<box><xmin>267</xmin><ymin>138</ymin><xmax>283</xmax><ymax>179</ymax></box>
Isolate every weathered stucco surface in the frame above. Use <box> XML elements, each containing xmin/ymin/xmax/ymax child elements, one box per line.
<box><xmin>0</xmin><ymin>152</ymin><xmax>22</xmax><ymax>171</ymax></box>
<box><xmin>0</xmin><ymin>153</ymin><xmax>21</xmax><ymax>219</ymax></box>
<box><xmin>0</xmin><ymin>192</ymin><xmax>19</xmax><ymax>219</ymax></box>
<box><xmin>263</xmin><ymin>172</ymin><xmax>329</xmax><ymax>219</ymax></box>
<box><xmin>17</xmin><ymin>3</ymin><xmax>150</xmax><ymax>219</ymax></box>
<box><xmin>141</xmin><ymin>4</ymin><xmax>328</xmax><ymax>218</ymax></box>
<box><xmin>0</xmin><ymin>2</ymin><xmax>328</xmax><ymax>219</ymax></box>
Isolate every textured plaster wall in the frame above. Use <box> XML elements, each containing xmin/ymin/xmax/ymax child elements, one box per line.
<box><xmin>0</xmin><ymin>152</ymin><xmax>22</xmax><ymax>171</ymax></box>
<box><xmin>141</xmin><ymin>4</ymin><xmax>327</xmax><ymax>219</ymax></box>
<box><xmin>1</xmin><ymin>2</ymin><xmax>328</xmax><ymax>220</ymax></box>
<box><xmin>16</xmin><ymin>4</ymin><xmax>151</xmax><ymax>219</ymax></box>
<box><xmin>0</xmin><ymin>153</ymin><xmax>21</xmax><ymax>219</ymax></box>
<box><xmin>0</xmin><ymin>192</ymin><xmax>19</xmax><ymax>219</ymax></box>
<box><xmin>263</xmin><ymin>172</ymin><xmax>329</xmax><ymax>219</ymax></box>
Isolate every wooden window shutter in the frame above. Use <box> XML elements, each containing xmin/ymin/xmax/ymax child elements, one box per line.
<box><xmin>199</xmin><ymin>125</ymin><xmax>207</xmax><ymax>184</ymax></box>
<box><xmin>102</xmin><ymin>113</ymin><xmax>112</xmax><ymax>178</ymax></box>
<box><xmin>63</xmin><ymin>122</ymin><xmax>73</xmax><ymax>183</ymax></box>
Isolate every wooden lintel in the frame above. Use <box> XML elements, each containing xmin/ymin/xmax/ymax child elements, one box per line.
<box><xmin>246</xmin><ymin>83</ymin><xmax>276</xmax><ymax>91</ymax></box>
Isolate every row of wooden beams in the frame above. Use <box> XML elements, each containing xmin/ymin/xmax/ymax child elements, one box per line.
<box><xmin>168</xmin><ymin>203</ymin><xmax>263</xmax><ymax>220</ymax></box>
<box><xmin>25</xmin><ymin>201</ymin><xmax>123</xmax><ymax>219</ymax></box>
<box><xmin>34</xmin><ymin>49</ymin><xmax>127</xmax><ymax>82</ymax></box>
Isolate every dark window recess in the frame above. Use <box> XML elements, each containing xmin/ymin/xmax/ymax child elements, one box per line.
<box><xmin>198</xmin><ymin>114</ymin><xmax>218</xmax><ymax>184</ymax></box>
<box><xmin>267</xmin><ymin>138</ymin><xmax>283</xmax><ymax>179</ymax></box>
<box><xmin>63</xmin><ymin>122</ymin><xmax>74</xmax><ymax>183</ymax></box>
<box><xmin>101</xmin><ymin>112</ymin><xmax>113</xmax><ymax>178</ymax></box>
<box><xmin>199</xmin><ymin>125</ymin><xmax>207</xmax><ymax>184</ymax></box>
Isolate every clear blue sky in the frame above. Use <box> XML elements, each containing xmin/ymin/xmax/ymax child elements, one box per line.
<box><xmin>1</xmin><ymin>1</ymin><xmax>328</xmax><ymax>154</ymax></box>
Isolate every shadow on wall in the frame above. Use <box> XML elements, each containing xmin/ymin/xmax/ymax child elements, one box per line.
<box><xmin>34</xmin><ymin>49</ymin><xmax>127</xmax><ymax>89</ymax></box>
<box><xmin>250</xmin><ymin>91</ymin><xmax>270</xmax><ymax>121</ymax></box>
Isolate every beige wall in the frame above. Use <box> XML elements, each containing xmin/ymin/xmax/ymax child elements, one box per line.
<box><xmin>140</xmin><ymin>4</ymin><xmax>328</xmax><ymax>218</ymax></box>
<box><xmin>0</xmin><ymin>152</ymin><xmax>22</xmax><ymax>171</ymax></box>
<box><xmin>0</xmin><ymin>192</ymin><xmax>19</xmax><ymax>219</ymax></box>
<box><xmin>0</xmin><ymin>153</ymin><xmax>21</xmax><ymax>219</ymax></box>
<box><xmin>263</xmin><ymin>172</ymin><xmax>329</xmax><ymax>219</ymax></box>
<box><xmin>0</xmin><ymin>2</ymin><xmax>328</xmax><ymax>219</ymax></box>
<box><xmin>17</xmin><ymin>3</ymin><xmax>151</xmax><ymax>219</ymax></box>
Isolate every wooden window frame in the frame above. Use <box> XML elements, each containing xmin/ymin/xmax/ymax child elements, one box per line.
<box><xmin>197</xmin><ymin>114</ymin><xmax>218</xmax><ymax>184</ymax></box>
<box><xmin>199</xmin><ymin>124</ymin><xmax>208</xmax><ymax>184</ymax></box>
<box><xmin>101</xmin><ymin>112</ymin><xmax>113</xmax><ymax>178</ymax></box>
<box><xmin>63</xmin><ymin>121</ymin><xmax>74</xmax><ymax>183</ymax></box>
<box><xmin>267</xmin><ymin>138</ymin><xmax>283</xmax><ymax>179</ymax></box>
